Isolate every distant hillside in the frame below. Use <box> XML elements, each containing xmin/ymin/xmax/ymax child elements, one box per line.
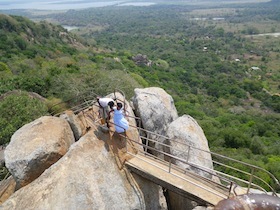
<box><xmin>0</xmin><ymin>14</ymin><xmax>142</xmax><ymax>145</ymax></box>
<box><xmin>0</xmin><ymin>14</ymin><xmax>83</xmax><ymax>59</ymax></box>
<box><xmin>269</xmin><ymin>0</ymin><xmax>280</xmax><ymax>4</ymax></box>
<box><xmin>0</xmin><ymin>14</ymin><xmax>140</xmax><ymax>97</ymax></box>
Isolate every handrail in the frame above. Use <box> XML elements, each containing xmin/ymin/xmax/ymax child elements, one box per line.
<box><xmin>52</xmin><ymin>90</ymin><xmax>280</xmax><ymax>198</ymax></box>
<box><xmin>126</xmin><ymin>145</ymin><xmax>228</xmax><ymax>200</ymax></box>
<box><xmin>153</xmin><ymin>125</ymin><xmax>276</xmax><ymax>187</ymax></box>
<box><xmin>121</xmin><ymin>122</ymin><xmax>279</xmax><ymax>197</ymax></box>
<box><xmin>211</xmin><ymin>152</ymin><xmax>280</xmax><ymax>190</ymax></box>
<box><xmin>50</xmin><ymin>90</ymin><xmax>99</xmax><ymax>116</ymax></box>
<box><xmin>119</xmin><ymin>132</ymin><xmax>233</xmax><ymax>199</ymax></box>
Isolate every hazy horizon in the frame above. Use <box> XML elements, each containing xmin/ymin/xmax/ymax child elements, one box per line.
<box><xmin>0</xmin><ymin>0</ymin><xmax>126</xmax><ymax>10</ymax></box>
<box><xmin>0</xmin><ymin>0</ymin><xmax>270</xmax><ymax>11</ymax></box>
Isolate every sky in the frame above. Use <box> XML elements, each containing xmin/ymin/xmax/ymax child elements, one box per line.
<box><xmin>0</xmin><ymin>0</ymin><xmax>127</xmax><ymax>10</ymax></box>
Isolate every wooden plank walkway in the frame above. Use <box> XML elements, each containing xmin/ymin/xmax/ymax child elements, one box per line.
<box><xmin>125</xmin><ymin>154</ymin><xmax>229</xmax><ymax>206</ymax></box>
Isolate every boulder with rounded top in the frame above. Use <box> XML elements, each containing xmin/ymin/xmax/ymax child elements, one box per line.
<box><xmin>132</xmin><ymin>87</ymin><xmax>178</xmax><ymax>156</ymax></box>
<box><xmin>166</xmin><ymin>115</ymin><xmax>214</xmax><ymax>178</ymax></box>
<box><xmin>4</xmin><ymin>116</ymin><xmax>75</xmax><ymax>188</ymax></box>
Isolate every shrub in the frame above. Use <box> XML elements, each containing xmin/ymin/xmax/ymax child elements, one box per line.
<box><xmin>0</xmin><ymin>62</ymin><xmax>10</xmax><ymax>72</ymax></box>
<box><xmin>0</xmin><ymin>91</ymin><xmax>48</xmax><ymax>144</ymax></box>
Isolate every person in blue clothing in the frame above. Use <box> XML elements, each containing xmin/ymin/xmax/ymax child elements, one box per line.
<box><xmin>108</xmin><ymin>102</ymin><xmax>129</xmax><ymax>133</ymax></box>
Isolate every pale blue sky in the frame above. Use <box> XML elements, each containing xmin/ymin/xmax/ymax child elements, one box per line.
<box><xmin>0</xmin><ymin>0</ymin><xmax>126</xmax><ymax>10</ymax></box>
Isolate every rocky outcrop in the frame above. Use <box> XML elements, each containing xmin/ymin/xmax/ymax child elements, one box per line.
<box><xmin>1</xmin><ymin>88</ymin><xmax>217</xmax><ymax>210</ymax></box>
<box><xmin>132</xmin><ymin>174</ymin><xmax>168</xmax><ymax>210</ymax></box>
<box><xmin>4</xmin><ymin>116</ymin><xmax>75</xmax><ymax>189</ymax></box>
<box><xmin>0</xmin><ymin>131</ymin><xmax>164</xmax><ymax>210</ymax></box>
<box><xmin>132</xmin><ymin>87</ymin><xmax>178</xmax><ymax>156</ymax></box>
<box><xmin>1</xmin><ymin>91</ymin><xmax>168</xmax><ymax>209</ymax></box>
<box><xmin>132</xmin><ymin>54</ymin><xmax>152</xmax><ymax>66</ymax></box>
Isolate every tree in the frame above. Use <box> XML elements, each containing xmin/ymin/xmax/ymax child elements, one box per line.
<box><xmin>0</xmin><ymin>62</ymin><xmax>10</xmax><ymax>72</ymax></box>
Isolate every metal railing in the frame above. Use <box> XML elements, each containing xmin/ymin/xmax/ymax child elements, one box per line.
<box><xmin>52</xmin><ymin>90</ymin><xmax>280</xmax><ymax>198</ymax></box>
<box><xmin>117</xmin><ymin>121</ymin><xmax>279</xmax><ymax>197</ymax></box>
<box><xmin>50</xmin><ymin>90</ymin><xmax>99</xmax><ymax>116</ymax></box>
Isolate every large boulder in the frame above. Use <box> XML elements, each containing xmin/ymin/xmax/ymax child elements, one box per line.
<box><xmin>132</xmin><ymin>87</ymin><xmax>178</xmax><ymax>134</ymax></box>
<box><xmin>4</xmin><ymin>116</ymin><xmax>75</xmax><ymax>189</ymax></box>
<box><xmin>132</xmin><ymin>87</ymin><xmax>178</xmax><ymax>156</ymax></box>
<box><xmin>166</xmin><ymin>115</ymin><xmax>214</xmax><ymax>177</ymax></box>
<box><xmin>132</xmin><ymin>173</ymin><xmax>168</xmax><ymax>210</ymax></box>
<box><xmin>0</xmin><ymin>131</ymin><xmax>165</xmax><ymax>210</ymax></box>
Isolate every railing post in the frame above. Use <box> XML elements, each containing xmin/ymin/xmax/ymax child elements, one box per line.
<box><xmin>228</xmin><ymin>182</ymin><xmax>234</xmax><ymax>197</ymax></box>
<box><xmin>247</xmin><ymin>168</ymin><xmax>255</xmax><ymax>194</ymax></box>
<box><xmin>145</xmin><ymin>138</ymin><xmax>149</xmax><ymax>154</ymax></box>
<box><xmin>168</xmin><ymin>158</ymin><xmax>172</xmax><ymax>173</ymax></box>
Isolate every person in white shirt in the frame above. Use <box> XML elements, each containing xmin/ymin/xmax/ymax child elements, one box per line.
<box><xmin>97</xmin><ymin>97</ymin><xmax>114</xmax><ymax>127</ymax></box>
<box><xmin>108</xmin><ymin>102</ymin><xmax>129</xmax><ymax>133</ymax></box>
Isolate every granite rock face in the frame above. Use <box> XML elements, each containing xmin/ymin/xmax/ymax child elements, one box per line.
<box><xmin>1</xmin><ymin>131</ymin><xmax>165</xmax><ymax>210</ymax></box>
<box><xmin>1</xmin><ymin>88</ymin><xmax>217</xmax><ymax>210</ymax></box>
<box><xmin>4</xmin><ymin>116</ymin><xmax>75</xmax><ymax>188</ymax></box>
<box><xmin>166</xmin><ymin>115</ymin><xmax>214</xmax><ymax>178</ymax></box>
<box><xmin>132</xmin><ymin>87</ymin><xmax>178</xmax><ymax>156</ymax></box>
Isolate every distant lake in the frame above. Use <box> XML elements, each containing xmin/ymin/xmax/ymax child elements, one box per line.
<box><xmin>118</xmin><ymin>2</ymin><xmax>155</xmax><ymax>6</ymax></box>
<box><xmin>0</xmin><ymin>0</ymin><xmax>156</xmax><ymax>10</ymax></box>
<box><xmin>62</xmin><ymin>25</ymin><xmax>79</xmax><ymax>31</ymax></box>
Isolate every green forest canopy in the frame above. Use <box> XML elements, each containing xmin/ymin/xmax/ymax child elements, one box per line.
<box><xmin>0</xmin><ymin>2</ymin><xmax>279</xmax><ymax>190</ymax></box>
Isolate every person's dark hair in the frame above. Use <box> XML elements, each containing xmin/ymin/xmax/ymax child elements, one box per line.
<box><xmin>108</xmin><ymin>101</ymin><xmax>114</xmax><ymax>109</ymax></box>
<box><xmin>117</xmin><ymin>102</ymin><xmax>123</xmax><ymax>108</ymax></box>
